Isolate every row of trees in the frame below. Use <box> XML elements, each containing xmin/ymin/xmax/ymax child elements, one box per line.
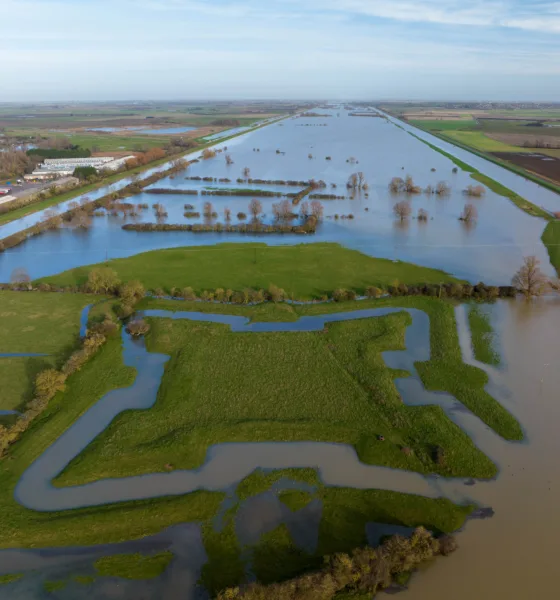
<box><xmin>217</xmin><ymin>527</ymin><xmax>456</xmax><ymax>600</ymax></box>
<box><xmin>393</xmin><ymin>201</ymin><xmax>478</xmax><ymax>223</ymax></box>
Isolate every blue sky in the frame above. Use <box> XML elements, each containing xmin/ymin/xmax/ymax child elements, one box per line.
<box><xmin>1</xmin><ymin>0</ymin><xmax>559</xmax><ymax>101</ymax></box>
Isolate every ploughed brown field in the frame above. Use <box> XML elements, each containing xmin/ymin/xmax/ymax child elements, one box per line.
<box><xmin>492</xmin><ymin>152</ymin><xmax>560</xmax><ymax>184</ymax></box>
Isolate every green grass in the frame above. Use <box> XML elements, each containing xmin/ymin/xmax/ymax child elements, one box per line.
<box><xmin>542</xmin><ymin>220</ymin><xmax>560</xmax><ymax>276</ymax></box>
<box><xmin>0</xmin><ymin>573</ymin><xmax>23</xmax><ymax>584</ymax></box>
<box><xmin>0</xmin><ymin>335</ymin><xmax>225</xmax><ymax>549</ymax></box>
<box><xmin>0</xmin><ymin>291</ymin><xmax>99</xmax><ymax>411</ymax></box>
<box><xmin>279</xmin><ymin>490</ymin><xmax>314</xmax><ymax>512</ymax></box>
<box><xmin>468</xmin><ymin>306</ymin><xmax>500</xmax><ymax>366</ymax></box>
<box><xmin>41</xmin><ymin>243</ymin><xmax>462</xmax><ymax>299</ymax></box>
<box><xmin>55</xmin><ymin>296</ymin><xmax>509</xmax><ymax>489</ymax></box>
<box><xmin>94</xmin><ymin>551</ymin><xmax>173</xmax><ymax>579</ymax></box>
<box><xmin>236</xmin><ymin>468</ymin><xmax>321</xmax><ymax>500</ymax></box>
<box><xmin>442</xmin><ymin>130</ymin><xmax>534</xmax><ymax>153</ymax></box>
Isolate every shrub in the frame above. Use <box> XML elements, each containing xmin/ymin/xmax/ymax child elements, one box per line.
<box><xmin>35</xmin><ymin>369</ymin><xmax>66</xmax><ymax>400</ymax></box>
<box><xmin>332</xmin><ymin>288</ymin><xmax>348</xmax><ymax>302</ymax></box>
<box><xmin>237</xmin><ymin>212</ymin><xmax>247</xmax><ymax>220</ymax></box>
<box><xmin>268</xmin><ymin>284</ymin><xmax>285</xmax><ymax>302</ymax></box>
<box><xmin>182</xmin><ymin>287</ymin><xmax>197</xmax><ymax>301</ymax></box>
<box><xmin>366</xmin><ymin>286</ymin><xmax>383</xmax><ymax>298</ymax></box>
<box><xmin>126</xmin><ymin>319</ymin><xmax>150</xmax><ymax>337</ymax></box>
<box><xmin>119</xmin><ymin>281</ymin><xmax>145</xmax><ymax>305</ymax></box>
<box><xmin>114</xmin><ymin>302</ymin><xmax>134</xmax><ymax>319</ymax></box>
<box><xmin>87</xmin><ymin>267</ymin><xmax>120</xmax><ymax>294</ymax></box>
<box><xmin>88</xmin><ymin>318</ymin><xmax>119</xmax><ymax>338</ymax></box>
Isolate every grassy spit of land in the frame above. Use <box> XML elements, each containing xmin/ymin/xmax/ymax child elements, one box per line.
<box><xmin>468</xmin><ymin>305</ymin><xmax>500</xmax><ymax>366</ymax></box>
<box><xmin>40</xmin><ymin>243</ymin><xmax>463</xmax><ymax>299</ymax></box>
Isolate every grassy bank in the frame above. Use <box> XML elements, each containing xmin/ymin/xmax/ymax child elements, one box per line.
<box><xmin>0</xmin><ymin>291</ymin><xmax>98</xmax><ymax>411</ymax></box>
<box><xmin>542</xmin><ymin>220</ymin><xmax>560</xmax><ymax>276</ymax></box>
<box><xmin>468</xmin><ymin>305</ymin><xmax>500</xmax><ymax>366</ymax></box>
<box><xmin>55</xmin><ymin>295</ymin><xmax>519</xmax><ymax>490</ymax></box>
<box><xmin>41</xmin><ymin>243</ymin><xmax>462</xmax><ymax>299</ymax></box>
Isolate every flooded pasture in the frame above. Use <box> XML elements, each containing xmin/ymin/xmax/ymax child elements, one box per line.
<box><xmin>0</xmin><ymin>109</ymin><xmax>556</xmax><ymax>283</ymax></box>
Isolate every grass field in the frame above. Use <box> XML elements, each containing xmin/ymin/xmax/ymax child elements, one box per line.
<box><xmin>468</xmin><ymin>305</ymin><xmax>500</xmax><ymax>366</ymax></box>
<box><xmin>41</xmin><ymin>243</ymin><xmax>462</xmax><ymax>299</ymax></box>
<box><xmin>55</xmin><ymin>294</ymin><xmax>522</xmax><ymax>490</ymax></box>
<box><xmin>0</xmin><ymin>291</ymin><xmax>98</xmax><ymax>412</ymax></box>
<box><xmin>441</xmin><ymin>130</ymin><xmax>534</xmax><ymax>153</ymax></box>
<box><xmin>542</xmin><ymin>221</ymin><xmax>560</xmax><ymax>276</ymax></box>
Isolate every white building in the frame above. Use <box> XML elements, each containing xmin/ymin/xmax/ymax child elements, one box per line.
<box><xmin>25</xmin><ymin>156</ymin><xmax>136</xmax><ymax>180</ymax></box>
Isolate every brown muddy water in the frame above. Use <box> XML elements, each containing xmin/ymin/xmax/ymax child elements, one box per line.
<box><xmin>402</xmin><ymin>297</ymin><xmax>560</xmax><ymax>599</ymax></box>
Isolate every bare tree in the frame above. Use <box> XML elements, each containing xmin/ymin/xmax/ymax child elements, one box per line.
<box><xmin>249</xmin><ymin>198</ymin><xmax>262</xmax><ymax>220</ymax></box>
<box><xmin>203</xmin><ymin>201</ymin><xmax>214</xmax><ymax>219</ymax></box>
<box><xmin>418</xmin><ymin>208</ymin><xmax>428</xmax><ymax>221</ymax></box>
<box><xmin>435</xmin><ymin>181</ymin><xmax>451</xmax><ymax>195</ymax></box>
<box><xmin>308</xmin><ymin>153</ymin><xmax>313</xmax><ymax>159</ymax></box>
<box><xmin>460</xmin><ymin>203</ymin><xmax>478</xmax><ymax>222</ymax></box>
<box><xmin>299</xmin><ymin>201</ymin><xmax>310</xmax><ymax>218</ymax></box>
<box><xmin>242</xmin><ymin>167</ymin><xmax>251</xmax><ymax>180</ymax></box>
<box><xmin>224</xmin><ymin>207</ymin><xmax>232</xmax><ymax>222</ymax></box>
<box><xmin>310</xmin><ymin>200</ymin><xmax>324</xmax><ymax>219</ymax></box>
<box><xmin>357</xmin><ymin>172</ymin><xmax>366</xmax><ymax>188</ymax></box>
<box><xmin>393</xmin><ymin>201</ymin><xmax>412</xmax><ymax>221</ymax></box>
<box><xmin>272</xmin><ymin>199</ymin><xmax>294</xmax><ymax>221</ymax></box>
<box><xmin>464</xmin><ymin>185</ymin><xmax>486</xmax><ymax>197</ymax></box>
<box><xmin>390</xmin><ymin>177</ymin><xmax>405</xmax><ymax>193</ymax></box>
<box><xmin>347</xmin><ymin>173</ymin><xmax>359</xmax><ymax>189</ymax></box>
<box><xmin>512</xmin><ymin>256</ymin><xmax>550</xmax><ymax>298</ymax></box>
<box><xmin>225</xmin><ymin>154</ymin><xmax>234</xmax><ymax>165</ymax></box>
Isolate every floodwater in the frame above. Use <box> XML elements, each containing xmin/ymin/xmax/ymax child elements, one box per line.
<box><xmin>2</xmin><ymin>299</ymin><xmax>560</xmax><ymax>600</ymax></box>
<box><xmin>0</xmin><ymin>109</ymin><xmax>556</xmax><ymax>284</ymax></box>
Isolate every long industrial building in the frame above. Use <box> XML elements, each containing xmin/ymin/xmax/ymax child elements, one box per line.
<box><xmin>24</xmin><ymin>156</ymin><xmax>135</xmax><ymax>180</ymax></box>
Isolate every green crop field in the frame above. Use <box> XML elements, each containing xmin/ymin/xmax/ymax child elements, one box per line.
<box><xmin>440</xmin><ymin>130</ymin><xmax>534</xmax><ymax>153</ymax></box>
<box><xmin>41</xmin><ymin>243</ymin><xmax>462</xmax><ymax>299</ymax></box>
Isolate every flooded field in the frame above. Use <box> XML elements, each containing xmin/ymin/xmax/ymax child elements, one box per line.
<box><xmin>1</xmin><ymin>298</ymin><xmax>559</xmax><ymax>599</ymax></box>
<box><xmin>0</xmin><ymin>109</ymin><xmax>556</xmax><ymax>284</ymax></box>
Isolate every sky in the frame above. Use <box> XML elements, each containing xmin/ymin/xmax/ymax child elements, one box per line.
<box><xmin>1</xmin><ymin>0</ymin><xmax>559</xmax><ymax>101</ymax></box>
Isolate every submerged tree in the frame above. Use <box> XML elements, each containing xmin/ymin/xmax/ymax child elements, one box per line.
<box><xmin>459</xmin><ymin>203</ymin><xmax>478</xmax><ymax>222</ymax></box>
<box><xmin>512</xmin><ymin>256</ymin><xmax>549</xmax><ymax>298</ymax></box>
<box><xmin>249</xmin><ymin>198</ymin><xmax>262</xmax><ymax>220</ymax></box>
<box><xmin>310</xmin><ymin>200</ymin><xmax>324</xmax><ymax>219</ymax></box>
<box><xmin>464</xmin><ymin>185</ymin><xmax>486</xmax><ymax>197</ymax></box>
<box><xmin>242</xmin><ymin>167</ymin><xmax>251</xmax><ymax>180</ymax></box>
<box><xmin>417</xmin><ymin>208</ymin><xmax>429</xmax><ymax>221</ymax></box>
<box><xmin>393</xmin><ymin>201</ymin><xmax>412</xmax><ymax>221</ymax></box>
<box><xmin>225</xmin><ymin>154</ymin><xmax>234</xmax><ymax>165</ymax></box>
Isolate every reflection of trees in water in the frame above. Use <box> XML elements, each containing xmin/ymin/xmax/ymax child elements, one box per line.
<box><xmin>393</xmin><ymin>218</ymin><xmax>410</xmax><ymax>234</ymax></box>
<box><xmin>460</xmin><ymin>218</ymin><xmax>476</xmax><ymax>234</ymax></box>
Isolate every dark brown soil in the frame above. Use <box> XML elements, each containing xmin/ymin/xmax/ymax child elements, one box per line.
<box><xmin>492</xmin><ymin>152</ymin><xmax>560</xmax><ymax>185</ymax></box>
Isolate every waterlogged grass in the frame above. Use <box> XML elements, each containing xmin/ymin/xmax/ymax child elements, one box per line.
<box><xmin>42</xmin><ymin>243</ymin><xmax>462</xmax><ymax>300</ymax></box>
<box><xmin>408</xmin><ymin>132</ymin><xmax>475</xmax><ymax>172</ymax></box>
<box><xmin>0</xmin><ymin>573</ymin><xmax>23</xmax><ymax>584</ymax></box>
<box><xmin>94</xmin><ymin>551</ymin><xmax>173</xmax><ymax>580</ymax></box>
<box><xmin>55</xmin><ymin>297</ymin><xmax>505</xmax><ymax>489</ymax></box>
<box><xmin>279</xmin><ymin>490</ymin><xmax>314</xmax><ymax>512</ymax></box>
<box><xmin>468</xmin><ymin>305</ymin><xmax>500</xmax><ymax>366</ymax></box>
<box><xmin>0</xmin><ymin>291</ymin><xmax>99</xmax><ymax>412</ymax></box>
<box><xmin>44</xmin><ymin>580</ymin><xmax>66</xmax><ymax>593</ymax></box>
<box><xmin>542</xmin><ymin>220</ymin><xmax>560</xmax><ymax>276</ymax></box>
<box><xmin>236</xmin><ymin>468</ymin><xmax>321</xmax><ymax>501</ymax></box>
